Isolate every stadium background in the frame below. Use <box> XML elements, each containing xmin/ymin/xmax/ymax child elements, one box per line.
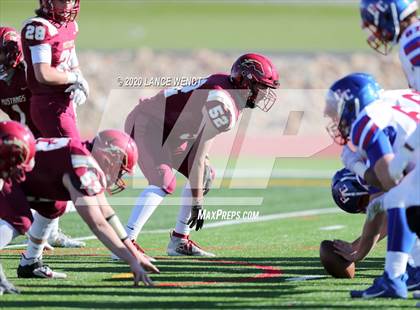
<box><xmin>0</xmin><ymin>0</ymin><xmax>409</xmax><ymax>183</ymax></box>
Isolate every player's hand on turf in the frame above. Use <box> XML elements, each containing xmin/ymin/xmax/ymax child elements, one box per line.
<box><xmin>130</xmin><ymin>262</ymin><xmax>154</xmax><ymax>287</ymax></box>
<box><xmin>188</xmin><ymin>205</ymin><xmax>204</xmax><ymax>231</ymax></box>
<box><xmin>0</xmin><ymin>278</ymin><xmax>20</xmax><ymax>295</ymax></box>
<box><xmin>333</xmin><ymin>239</ymin><xmax>357</xmax><ymax>262</ymax></box>
<box><xmin>341</xmin><ymin>145</ymin><xmax>364</xmax><ymax>173</ymax></box>
<box><xmin>138</xmin><ymin>254</ymin><xmax>160</xmax><ymax>274</ymax></box>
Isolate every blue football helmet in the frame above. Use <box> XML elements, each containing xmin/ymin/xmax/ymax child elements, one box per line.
<box><xmin>324</xmin><ymin>73</ymin><xmax>383</xmax><ymax>145</ymax></box>
<box><xmin>360</xmin><ymin>0</ymin><xmax>418</xmax><ymax>54</ymax></box>
<box><xmin>331</xmin><ymin>168</ymin><xmax>370</xmax><ymax>214</ymax></box>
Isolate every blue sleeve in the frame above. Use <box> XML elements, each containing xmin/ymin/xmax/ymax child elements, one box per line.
<box><xmin>366</xmin><ymin>130</ymin><xmax>394</xmax><ymax>167</ymax></box>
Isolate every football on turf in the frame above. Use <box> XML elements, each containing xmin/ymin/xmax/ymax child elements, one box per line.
<box><xmin>319</xmin><ymin>240</ymin><xmax>355</xmax><ymax>279</ymax></box>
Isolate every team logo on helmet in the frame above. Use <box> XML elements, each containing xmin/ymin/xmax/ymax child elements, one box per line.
<box><xmin>242</xmin><ymin>59</ymin><xmax>265</xmax><ymax>77</ymax></box>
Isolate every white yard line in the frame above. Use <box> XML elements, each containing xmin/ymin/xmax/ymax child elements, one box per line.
<box><xmin>3</xmin><ymin>208</ymin><xmax>340</xmax><ymax>249</ymax></box>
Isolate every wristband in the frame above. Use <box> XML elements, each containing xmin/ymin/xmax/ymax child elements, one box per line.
<box><xmin>353</xmin><ymin>161</ymin><xmax>368</xmax><ymax>179</ymax></box>
<box><xmin>66</xmin><ymin>72</ymin><xmax>78</xmax><ymax>84</ymax></box>
<box><xmin>106</xmin><ymin>214</ymin><xmax>128</xmax><ymax>241</ymax></box>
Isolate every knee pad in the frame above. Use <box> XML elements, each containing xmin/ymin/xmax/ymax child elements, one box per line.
<box><xmin>155</xmin><ymin>164</ymin><xmax>176</xmax><ymax>194</ymax></box>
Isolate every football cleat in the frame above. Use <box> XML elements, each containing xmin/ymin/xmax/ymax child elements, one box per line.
<box><xmin>17</xmin><ymin>255</ymin><xmax>67</xmax><ymax>279</ymax></box>
<box><xmin>407</xmin><ymin>264</ymin><xmax>420</xmax><ymax>291</ymax></box>
<box><xmin>350</xmin><ymin>272</ymin><xmax>408</xmax><ymax>299</ymax></box>
<box><xmin>47</xmin><ymin>229</ymin><xmax>86</xmax><ymax>248</ymax></box>
<box><xmin>167</xmin><ymin>231</ymin><xmax>215</xmax><ymax>257</ymax></box>
<box><xmin>111</xmin><ymin>239</ymin><xmax>156</xmax><ymax>262</ymax></box>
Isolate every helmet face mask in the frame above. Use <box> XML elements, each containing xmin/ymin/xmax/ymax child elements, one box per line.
<box><xmin>0</xmin><ymin>29</ymin><xmax>23</xmax><ymax>80</ymax></box>
<box><xmin>39</xmin><ymin>0</ymin><xmax>80</xmax><ymax>24</ymax></box>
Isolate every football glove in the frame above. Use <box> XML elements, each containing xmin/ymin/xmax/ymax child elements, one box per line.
<box><xmin>341</xmin><ymin>145</ymin><xmax>367</xmax><ymax>178</ymax></box>
<box><xmin>203</xmin><ymin>164</ymin><xmax>214</xmax><ymax>196</ymax></box>
<box><xmin>188</xmin><ymin>204</ymin><xmax>204</xmax><ymax>231</ymax></box>
<box><xmin>65</xmin><ymin>72</ymin><xmax>90</xmax><ymax>106</ymax></box>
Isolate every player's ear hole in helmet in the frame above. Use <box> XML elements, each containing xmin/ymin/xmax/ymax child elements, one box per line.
<box><xmin>90</xmin><ymin>129</ymin><xmax>138</xmax><ymax>195</ymax></box>
<box><xmin>230</xmin><ymin>53</ymin><xmax>280</xmax><ymax>112</ymax></box>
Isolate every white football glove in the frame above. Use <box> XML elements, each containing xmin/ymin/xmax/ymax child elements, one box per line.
<box><xmin>66</xmin><ymin>85</ymin><xmax>87</xmax><ymax>106</ymax></box>
<box><xmin>65</xmin><ymin>71</ymin><xmax>90</xmax><ymax>106</ymax></box>
<box><xmin>366</xmin><ymin>194</ymin><xmax>385</xmax><ymax>222</ymax></box>
<box><xmin>341</xmin><ymin>145</ymin><xmax>367</xmax><ymax>178</ymax></box>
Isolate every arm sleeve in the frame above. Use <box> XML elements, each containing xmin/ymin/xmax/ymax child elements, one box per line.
<box><xmin>29</xmin><ymin>44</ymin><xmax>52</xmax><ymax>64</ymax></box>
<box><xmin>365</xmin><ymin>130</ymin><xmax>394</xmax><ymax>167</ymax></box>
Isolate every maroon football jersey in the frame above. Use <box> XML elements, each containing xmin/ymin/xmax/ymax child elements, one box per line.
<box><xmin>21</xmin><ymin>17</ymin><xmax>78</xmax><ymax>95</ymax></box>
<box><xmin>0</xmin><ymin>67</ymin><xmax>41</xmax><ymax>136</ymax></box>
<box><xmin>21</xmin><ymin>138</ymin><xmax>106</xmax><ymax>201</ymax></box>
<box><xmin>127</xmin><ymin>74</ymin><xmax>242</xmax><ymax>148</ymax></box>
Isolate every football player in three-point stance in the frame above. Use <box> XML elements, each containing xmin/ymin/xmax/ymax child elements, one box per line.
<box><xmin>0</xmin><ymin>129</ymin><xmax>159</xmax><ymax>285</ymax></box>
<box><xmin>360</xmin><ymin>0</ymin><xmax>419</xmax><ymax>90</ymax></box>
<box><xmin>21</xmin><ymin>0</ymin><xmax>89</xmax><ymax>248</ymax></box>
<box><xmin>0</xmin><ymin>25</ymin><xmax>83</xmax><ymax>249</ymax></box>
<box><xmin>123</xmin><ymin>53</ymin><xmax>279</xmax><ymax>257</ymax></box>
<box><xmin>325</xmin><ymin>73</ymin><xmax>419</xmax><ymax>298</ymax></box>
<box><xmin>0</xmin><ymin>121</ymin><xmax>36</xmax><ymax>295</ymax></box>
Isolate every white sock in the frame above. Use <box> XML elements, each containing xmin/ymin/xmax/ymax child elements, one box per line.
<box><xmin>411</xmin><ymin>238</ymin><xmax>420</xmax><ymax>267</ymax></box>
<box><xmin>48</xmin><ymin>218</ymin><xmax>60</xmax><ymax>240</ymax></box>
<box><xmin>0</xmin><ymin>219</ymin><xmax>19</xmax><ymax>249</ymax></box>
<box><xmin>174</xmin><ymin>184</ymin><xmax>192</xmax><ymax>236</ymax></box>
<box><xmin>23</xmin><ymin>213</ymin><xmax>55</xmax><ymax>261</ymax></box>
<box><xmin>126</xmin><ymin>185</ymin><xmax>166</xmax><ymax>240</ymax></box>
<box><xmin>385</xmin><ymin>251</ymin><xmax>409</xmax><ymax>278</ymax></box>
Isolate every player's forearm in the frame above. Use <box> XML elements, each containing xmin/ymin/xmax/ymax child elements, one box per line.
<box><xmin>76</xmin><ymin>204</ymin><xmax>137</xmax><ymax>264</ymax></box>
<box><xmin>34</xmin><ymin>63</ymin><xmax>72</xmax><ymax>85</ymax></box>
<box><xmin>354</xmin><ymin>212</ymin><xmax>385</xmax><ymax>261</ymax></box>
<box><xmin>190</xmin><ymin>157</ymin><xmax>206</xmax><ymax>202</ymax></box>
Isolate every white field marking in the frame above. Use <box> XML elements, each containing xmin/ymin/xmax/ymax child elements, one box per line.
<box><xmin>3</xmin><ymin>208</ymin><xmax>340</xmax><ymax>249</ymax></box>
<box><xmin>285</xmin><ymin>275</ymin><xmax>327</xmax><ymax>282</ymax></box>
<box><xmin>319</xmin><ymin>225</ymin><xmax>345</xmax><ymax>231</ymax></box>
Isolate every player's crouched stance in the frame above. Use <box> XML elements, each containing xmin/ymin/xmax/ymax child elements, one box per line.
<box><xmin>123</xmin><ymin>53</ymin><xmax>279</xmax><ymax>258</ymax></box>
<box><xmin>0</xmin><ymin>121</ymin><xmax>36</xmax><ymax>295</ymax></box>
<box><xmin>324</xmin><ymin>73</ymin><xmax>419</xmax><ymax>299</ymax></box>
<box><xmin>0</xmin><ymin>129</ymin><xmax>159</xmax><ymax>286</ymax></box>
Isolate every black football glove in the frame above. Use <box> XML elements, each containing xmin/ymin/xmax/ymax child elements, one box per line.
<box><xmin>188</xmin><ymin>204</ymin><xmax>204</xmax><ymax>231</ymax></box>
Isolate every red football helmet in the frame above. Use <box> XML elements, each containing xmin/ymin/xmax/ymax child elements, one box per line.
<box><xmin>0</xmin><ymin>27</ymin><xmax>23</xmax><ymax>80</ymax></box>
<box><xmin>38</xmin><ymin>0</ymin><xmax>80</xmax><ymax>24</ymax></box>
<box><xmin>230</xmin><ymin>53</ymin><xmax>280</xmax><ymax>112</ymax></box>
<box><xmin>0</xmin><ymin>121</ymin><xmax>36</xmax><ymax>187</ymax></box>
<box><xmin>90</xmin><ymin>129</ymin><xmax>138</xmax><ymax>195</ymax></box>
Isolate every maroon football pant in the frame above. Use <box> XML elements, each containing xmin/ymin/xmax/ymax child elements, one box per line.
<box><xmin>30</xmin><ymin>93</ymin><xmax>81</xmax><ymax>140</ymax></box>
<box><xmin>0</xmin><ymin>185</ymin><xmax>67</xmax><ymax>235</ymax></box>
<box><xmin>125</xmin><ymin>112</ymin><xmax>194</xmax><ymax>194</ymax></box>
